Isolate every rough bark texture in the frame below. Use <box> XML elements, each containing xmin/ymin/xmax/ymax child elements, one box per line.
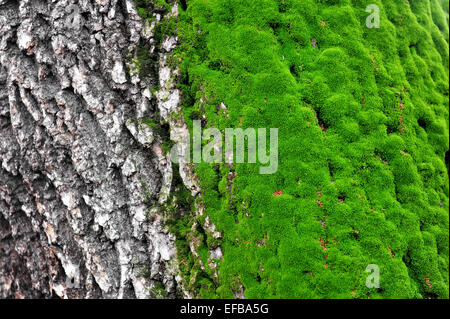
<box><xmin>0</xmin><ymin>0</ymin><xmax>180</xmax><ymax>299</ymax></box>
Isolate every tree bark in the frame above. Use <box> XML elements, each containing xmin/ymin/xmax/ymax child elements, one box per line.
<box><xmin>0</xmin><ymin>0</ymin><xmax>178</xmax><ymax>299</ymax></box>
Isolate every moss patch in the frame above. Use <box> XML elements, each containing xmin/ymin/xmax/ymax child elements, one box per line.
<box><xmin>168</xmin><ymin>0</ymin><xmax>449</xmax><ymax>299</ymax></box>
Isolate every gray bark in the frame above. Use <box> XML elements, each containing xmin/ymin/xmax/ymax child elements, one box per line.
<box><xmin>0</xmin><ymin>0</ymin><xmax>179</xmax><ymax>299</ymax></box>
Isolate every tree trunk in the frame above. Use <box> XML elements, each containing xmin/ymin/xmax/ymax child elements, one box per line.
<box><xmin>0</xmin><ymin>0</ymin><xmax>178</xmax><ymax>299</ymax></box>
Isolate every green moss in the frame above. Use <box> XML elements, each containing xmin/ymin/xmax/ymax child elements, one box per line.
<box><xmin>150</xmin><ymin>281</ymin><xmax>167</xmax><ymax>299</ymax></box>
<box><xmin>154</xmin><ymin>16</ymin><xmax>177</xmax><ymax>45</ymax></box>
<box><xmin>141</xmin><ymin>117</ymin><xmax>158</xmax><ymax>128</ymax></box>
<box><xmin>132</xmin><ymin>1</ymin><xmax>177</xmax><ymax>85</ymax></box>
<box><xmin>167</xmin><ymin>0</ymin><xmax>449</xmax><ymax>299</ymax></box>
<box><xmin>161</xmin><ymin>140</ymin><xmax>175</xmax><ymax>155</ymax></box>
<box><xmin>135</xmin><ymin>0</ymin><xmax>153</xmax><ymax>20</ymax></box>
<box><xmin>131</xmin><ymin>43</ymin><xmax>153</xmax><ymax>77</ymax></box>
<box><xmin>135</xmin><ymin>0</ymin><xmax>171</xmax><ymax>19</ymax></box>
